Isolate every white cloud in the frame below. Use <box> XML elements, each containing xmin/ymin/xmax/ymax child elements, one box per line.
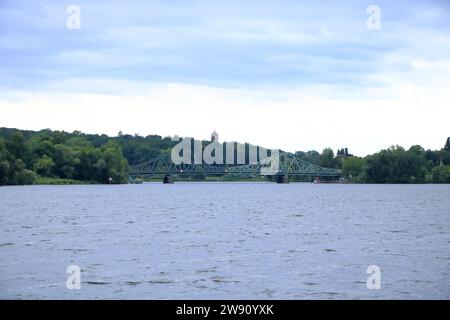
<box><xmin>1</xmin><ymin>79</ymin><xmax>449</xmax><ymax>156</ymax></box>
<box><xmin>1</xmin><ymin>0</ymin><xmax>449</xmax><ymax>156</ymax></box>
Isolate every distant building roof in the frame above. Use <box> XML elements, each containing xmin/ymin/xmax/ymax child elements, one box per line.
<box><xmin>211</xmin><ymin>130</ymin><xmax>219</xmax><ymax>142</ymax></box>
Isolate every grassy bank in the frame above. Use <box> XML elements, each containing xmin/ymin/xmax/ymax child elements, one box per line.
<box><xmin>34</xmin><ymin>177</ymin><xmax>95</xmax><ymax>185</ymax></box>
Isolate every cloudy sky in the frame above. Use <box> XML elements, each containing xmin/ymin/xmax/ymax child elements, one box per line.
<box><xmin>1</xmin><ymin>0</ymin><xmax>449</xmax><ymax>155</ymax></box>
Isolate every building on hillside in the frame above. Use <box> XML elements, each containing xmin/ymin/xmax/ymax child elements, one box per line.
<box><xmin>337</xmin><ymin>148</ymin><xmax>352</xmax><ymax>157</ymax></box>
<box><xmin>211</xmin><ymin>130</ymin><xmax>219</xmax><ymax>142</ymax></box>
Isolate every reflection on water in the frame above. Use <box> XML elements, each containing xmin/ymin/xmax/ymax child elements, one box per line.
<box><xmin>0</xmin><ymin>183</ymin><xmax>449</xmax><ymax>299</ymax></box>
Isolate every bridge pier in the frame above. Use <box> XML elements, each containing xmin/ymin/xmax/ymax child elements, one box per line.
<box><xmin>163</xmin><ymin>175</ymin><xmax>174</xmax><ymax>184</ymax></box>
<box><xmin>275</xmin><ymin>174</ymin><xmax>289</xmax><ymax>184</ymax></box>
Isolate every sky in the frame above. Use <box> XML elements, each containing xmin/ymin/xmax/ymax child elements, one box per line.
<box><xmin>0</xmin><ymin>0</ymin><xmax>449</xmax><ymax>156</ymax></box>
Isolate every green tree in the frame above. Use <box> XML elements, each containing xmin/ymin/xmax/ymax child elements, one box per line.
<box><xmin>0</xmin><ymin>160</ymin><xmax>10</xmax><ymax>185</ymax></box>
<box><xmin>295</xmin><ymin>150</ymin><xmax>321</xmax><ymax>165</ymax></box>
<box><xmin>66</xmin><ymin>136</ymin><xmax>92</xmax><ymax>148</ymax></box>
<box><xmin>425</xmin><ymin>149</ymin><xmax>440</xmax><ymax>167</ymax></box>
<box><xmin>16</xmin><ymin>169</ymin><xmax>37</xmax><ymax>185</ymax></box>
<box><xmin>0</xmin><ymin>139</ymin><xmax>12</xmax><ymax>185</ymax></box>
<box><xmin>319</xmin><ymin>148</ymin><xmax>337</xmax><ymax>168</ymax></box>
<box><xmin>76</xmin><ymin>147</ymin><xmax>101</xmax><ymax>181</ymax></box>
<box><xmin>0</xmin><ymin>128</ymin><xmax>133</xmax><ymax>184</ymax></box>
<box><xmin>5</xmin><ymin>131</ymin><xmax>30</xmax><ymax>161</ymax></box>
<box><xmin>100</xmin><ymin>146</ymin><xmax>129</xmax><ymax>183</ymax></box>
<box><xmin>364</xmin><ymin>146</ymin><xmax>428</xmax><ymax>183</ymax></box>
<box><xmin>431</xmin><ymin>165</ymin><xmax>450</xmax><ymax>183</ymax></box>
<box><xmin>52</xmin><ymin>144</ymin><xmax>81</xmax><ymax>179</ymax></box>
<box><xmin>439</xmin><ymin>149</ymin><xmax>450</xmax><ymax>166</ymax></box>
<box><xmin>51</xmin><ymin>131</ymin><xmax>67</xmax><ymax>144</ymax></box>
<box><xmin>31</xmin><ymin>140</ymin><xmax>55</xmax><ymax>158</ymax></box>
<box><xmin>33</xmin><ymin>154</ymin><xmax>55</xmax><ymax>176</ymax></box>
<box><xmin>342</xmin><ymin>156</ymin><xmax>364</xmax><ymax>180</ymax></box>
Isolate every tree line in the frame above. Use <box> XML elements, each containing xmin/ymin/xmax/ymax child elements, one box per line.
<box><xmin>1</xmin><ymin>127</ymin><xmax>449</xmax><ymax>185</ymax></box>
<box><xmin>0</xmin><ymin>128</ymin><xmax>130</xmax><ymax>185</ymax></box>
<box><xmin>295</xmin><ymin>142</ymin><xmax>450</xmax><ymax>183</ymax></box>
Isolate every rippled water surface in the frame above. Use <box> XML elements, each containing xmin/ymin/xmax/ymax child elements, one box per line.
<box><xmin>0</xmin><ymin>183</ymin><xmax>449</xmax><ymax>299</ymax></box>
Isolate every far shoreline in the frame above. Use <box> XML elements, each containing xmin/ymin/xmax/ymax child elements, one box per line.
<box><xmin>2</xmin><ymin>180</ymin><xmax>450</xmax><ymax>187</ymax></box>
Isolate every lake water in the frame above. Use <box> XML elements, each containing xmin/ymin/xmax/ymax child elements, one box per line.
<box><xmin>0</xmin><ymin>183</ymin><xmax>449</xmax><ymax>299</ymax></box>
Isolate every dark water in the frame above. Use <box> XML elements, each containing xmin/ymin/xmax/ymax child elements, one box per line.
<box><xmin>0</xmin><ymin>183</ymin><xmax>449</xmax><ymax>299</ymax></box>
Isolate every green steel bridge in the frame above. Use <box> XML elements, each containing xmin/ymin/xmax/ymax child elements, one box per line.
<box><xmin>129</xmin><ymin>152</ymin><xmax>342</xmax><ymax>182</ymax></box>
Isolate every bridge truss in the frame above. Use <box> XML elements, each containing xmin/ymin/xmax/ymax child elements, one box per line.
<box><xmin>129</xmin><ymin>152</ymin><xmax>342</xmax><ymax>178</ymax></box>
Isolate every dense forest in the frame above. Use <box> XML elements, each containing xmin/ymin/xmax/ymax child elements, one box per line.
<box><xmin>0</xmin><ymin>127</ymin><xmax>449</xmax><ymax>185</ymax></box>
<box><xmin>0</xmin><ymin>127</ymin><xmax>181</xmax><ymax>185</ymax></box>
<box><xmin>295</xmin><ymin>142</ymin><xmax>450</xmax><ymax>183</ymax></box>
